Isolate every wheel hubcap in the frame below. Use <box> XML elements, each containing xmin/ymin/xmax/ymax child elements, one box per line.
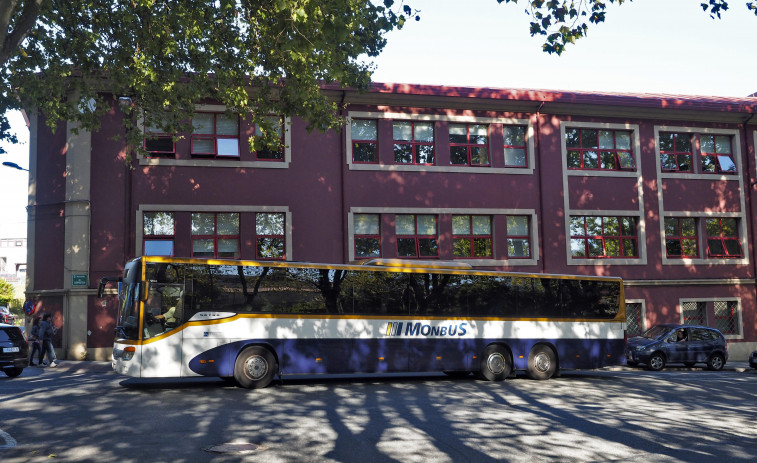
<box><xmin>245</xmin><ymin>355</ymin><xmax>268</xmax><ymax>380</ymax></box>
<box><xmin>534</xmin><ymin>352</ymin><xmax>551</xmax><ymax>372</ymax></box>
<box><xmin>712</xmin><ymin>357</ymin><xmax>722</xmax><ymax>369</ymax></box>
<box><xmin>651</xmin><ymin>357</ymin><xmax>663</xmax><ymax>369</ymax></box>
<box><xmin>487</xmin><ymin>352</ymin><xmax>506</xmax><ymax>375</ymax></box>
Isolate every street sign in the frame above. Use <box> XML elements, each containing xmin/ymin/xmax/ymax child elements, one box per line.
<box><xmin>72</xmin><ymin>274</ymin><xmax>88</xmax><ymax>287</ymax></box>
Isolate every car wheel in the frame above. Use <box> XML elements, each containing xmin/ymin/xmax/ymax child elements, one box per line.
<box><xmin>707</xmin><ymin>353</ymin><xmax>725</xmax><ymax>371</ymax></box>
<box><xmin>3</xmin><ymin>367</ymin><xmax>23</xmax><ymax>378</ymax></box>
<box><xmin>647</xmin><ymin>353</ymin><xmax>665</xmax><ymax>371</ymax></box>
<box><xmin>527</xmin><ymin>345</ymin><xmax>558</xmax><ymax>380</ymax></box>
<box><xmin>233</xmin><ymin>346</ymin><xmax>277</xmax><ymax>389</ymax></box>
<box><xmin>478</xmin><ymin>344</ymin><xmax>512</xmax><ymax>381</ymax></box>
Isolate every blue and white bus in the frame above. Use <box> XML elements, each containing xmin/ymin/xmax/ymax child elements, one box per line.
<box><xmin>102</xmin><ymin>256</ymin><xmax>625</xmax><ymax>388</ymax></box>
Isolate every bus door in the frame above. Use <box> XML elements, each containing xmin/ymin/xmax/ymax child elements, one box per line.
<box><xmin>139</xmin><ymin>283</ymin><xmax>185</xmax><ymax>378</ymax></box>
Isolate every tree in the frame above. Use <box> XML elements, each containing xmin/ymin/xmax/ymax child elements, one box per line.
<box><xmin>0</xmin><ymin>278</ymin><xmax>17</xmax><ymax>307</ymax></box>
<box><xmin>497</xmin><ymin>0</ymin><xmax>757</xmax><ymax>55</ymax></box>
<box><xmin>0</xmin><ymin>0</ymin><xmax>418</xmax><ymax>154</ymax></box>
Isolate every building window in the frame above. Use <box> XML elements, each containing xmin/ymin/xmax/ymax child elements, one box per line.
<box><xmin>351</xmin><ymin>119</ymin><xmax>378</xmax><ymax>163</ymax></box>
<box><xmin>664</xmin><ymin>217</ymin><xmax>698</xmax><ymax>258</ymax></box>
<box><xmin>191</xmin><ymin>213</ymin><xmax>240</xmax><ymax>258</ymax></box>
<box><xmin>393</xmin><ymin>121</ymin><xmax>434</xmax><ymax>165</ymax></box>
<box><xmin>570</xmin><ymin>216</ymin><xmax>638</xmax><ymax>258</ymax></box>
<box><xmin>450</xmin><ymin>124</ymin><xmax>489</xmax><ymax>166</ymax></box>
<box><xmin>255</xmin><ymin>213</ymin><xmax>285</xmax><ymax>260</ymax></box>
<box><xmin>505</xmin><ymin>215</ymin><xmax>531</xmax><ymax>258</ymax></box>
<box><xmin>503</xmin><ymin>125</ymin><xmax>527</xmax><ymax>167</ymax></box>
<box><xmin>701</xmin><ymin>135</ymin><xmax>736</xmax><ymax>174</ymax></box>
<box><xmin>452</xmin><ymin>215</ymin><xmax>492</xmax><ymax>258</ymax></box>
<box><xmin>705</xmin><ymin>218</ymin><xmax>742</xmax><ymax>258</ymax></box>
<box><xmin>396</xmin><ymin>214</ymin><xmax>438</xmax><ymax>258</ymax></box>
<box><xmin>659</xmin><ymin>132</ymin><xmax>693</xmax><ymax>172</ymax></box>
<box><xmin>354</xmin><ymin>214</ymin><xmax>380</xmax><ymax>258</ymax></box>
<box><xmin>254</xmin><ymin>116</ymin><xmax>285</xmax><ymax>161</ymax></box>
<box><xmin>143</xmin><ymin>118</ymin><xmax>174</xmax><ymax>155</ymax></box>
<box><xmin>143</xmin><ymin>212</ymin><xmax>175</xmax><ymax>256</ymax></box>
<box><xmin>682</xmin><ymin>301</ymin><xmax>707</xmax><ymax>325</ymax></box>
<box><xmin>566</xmin><ymin>128</ymin><xmax>635</xmax><ymax>171</ymax></box>
<box><xmin>191</xmin><ymin>112</ymin><xmax>240</xmax><ymax>157</ymax></box>
<box><xmin>626</xmin><ymin>302</ymin><xmax>643</xmax><ymax>336</ymax></box>
<box><xmin>713</xmin><ymin>300</ymin><xmax>739</xmax><ymax>335</ymax></box>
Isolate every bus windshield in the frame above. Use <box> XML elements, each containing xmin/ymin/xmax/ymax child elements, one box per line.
<box><xmin>117</xmin><ymin>281</ymin><xmax>140</xmax><ymax>340</ymax></box>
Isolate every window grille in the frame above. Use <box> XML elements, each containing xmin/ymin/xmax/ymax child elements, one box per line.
<box><xmin>626</xmin><ymin>303</ymin><xmax>642</xmax><ymax>336</ymax></box>
<box><xmin>714</xmin><ymin>300</ymin><xmax>738</xmax><ymax>335</ymax></box>
<box><xmin>681</xmin><ymin>301</ymin><xmax>706</xmax><ymax>325</ymax></box>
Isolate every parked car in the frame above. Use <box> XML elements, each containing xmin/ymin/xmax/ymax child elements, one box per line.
<box><xmin>1</xmin><ymin>323</ymin><xmax>29</xmax><ymax>377</ymax></box>
<box><xmin>749</xmin><ymin>351</ymin><xmax>757</xmax><ymax>369</ymax></box>
<box><xmin>626</xmin><ymin>324</ymin><xmax>728</xmax><ymax>371</ymax></box>
<box><xmin>0</xmin><ymin>306</ymin><xmax>15</xmax><ymax>325</ymax></box>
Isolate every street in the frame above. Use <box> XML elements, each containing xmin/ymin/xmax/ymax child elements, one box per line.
<box><xmin>1</xmin><ymin>363</ymin><xmax>756</xmax><ymax>462</ymax></box>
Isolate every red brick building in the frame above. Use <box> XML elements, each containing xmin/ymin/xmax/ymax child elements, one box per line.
<box><xmin>24</xmin><ymin>83</ymin><xmax>757</xmax><ymax>360</ymax></box>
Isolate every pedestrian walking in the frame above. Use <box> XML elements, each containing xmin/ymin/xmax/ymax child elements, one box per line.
<box><xmin>38</xmin><ymin>313</ymin><xmax>58</xmax><ymax>367</ymax></box>
<box><xmin>28</xmin><ymin>316</ymin><xmax>43</xmax><ymax>365</ymax></box>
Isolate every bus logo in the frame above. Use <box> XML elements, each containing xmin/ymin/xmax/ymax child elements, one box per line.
<box><xmin>385</xmin><ymin>321</ymin><xmax>467</xmax><ymax>337</ymax></box>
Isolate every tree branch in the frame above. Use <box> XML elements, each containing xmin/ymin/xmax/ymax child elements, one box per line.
<box><xmin>0</xmin><ymin>0</ymin><xmax>44</xmax><ymax>66</ymax></box>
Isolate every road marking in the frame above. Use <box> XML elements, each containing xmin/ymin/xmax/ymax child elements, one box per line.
<box><xmin>0</xmin><ymin>428</ymin><xmax>17</xmax><ymax>449</ymax></box>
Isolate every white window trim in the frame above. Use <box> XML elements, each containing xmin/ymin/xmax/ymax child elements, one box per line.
<box><xmin>137</xmin><ymin>105</ymin><xmax>292</xmax><ymax>168</ymax></box>
<box><xmin>678</xmin><ymin>297</ymin><xmax>743</xmax><ymax>340</ymax></box>
<box><xmin>136</xmin><ymin>204</ymin><xmax>293</xmax><ymax>260</ymax></box>
<box><xmin>561</xmin><ymin>121</ymin><xmax>643</xmax><ymax>178</ymax></box>
<box><xmin>660</xmin><ymin>212</ymin><xmax>749</xmax><ymax>265</ymax></box>
<box><xmin>565</xmin><ymin>209</ymin><xmax>648</xmax><ymax>266</ymax></box>
<box><xmin>655</xmin><ymin>126</ymin><xmax>742</xmax><ymax>180</ymax></box>
<box><xmin>625</xmin><ymin>299</ymin><xmax>647</xmax><ymax>335</ymax></box>
<box><xmin>349</xmin><ymin>207</ymin><xmax>539</xmax><ymax>266</ymax></box>
<box><xmin>346</xmin><ymin>111</ymin><xmax>536</xmax><ymax>175</ymax></box>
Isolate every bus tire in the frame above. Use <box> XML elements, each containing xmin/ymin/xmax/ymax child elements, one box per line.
<box><xmin>234</xmin><ymin>346</ymin><xmax>277</xmax><ymax>389</ymax></box>
<box><xmin>526</xmin><ymin>345</ymin><xmax>557</xmax><ymax>380</ymax></box>
<box><xmin>478</xmin><ymin>345</ymin><xmax>512</xmax><ymax>381</ymax></box>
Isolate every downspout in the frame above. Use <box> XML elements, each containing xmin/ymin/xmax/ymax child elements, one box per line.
<box><xmin>535</xmin><ymin>101</ymin><xmax>546</xmax><ymax>274</ymax></box>
<box><xmin>340</xmin><ymin>90</ymin><xmax>348</xmax><ymax>263</ymax></box>
<box><xmin>741</xmin><ymin>112</ymin><xmax>757</xmax><ymax>285</ymax></box>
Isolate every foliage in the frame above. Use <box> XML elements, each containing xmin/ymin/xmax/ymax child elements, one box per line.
<box><xmin>496</xmin><ymin>0</ymin><xmax>757</xmax><ymax>55</ymax></box>
<box><xmin>0</xmin><ymin>278</ymin><xmax>17</xmax><ymax>306</ymax></box>
<box><xmin>0</xmin><ymin>0</ymin><xmax>418</xmax><ymax>155</ymax></box>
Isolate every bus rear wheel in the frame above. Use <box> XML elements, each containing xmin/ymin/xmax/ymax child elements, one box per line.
<box><xmin>477</xmin><ymin>345</ymin><xmax>512</xmax><ymax>381</ymax></box>
<box><xmin>234</xmin><ymin>346</ymin><xmax>277</xmax><ymax>389</ymax></box>
<box><xmin>527</xmin><ymin>345</ymin><xmax>557</xmax><ymax>380</ymax></box>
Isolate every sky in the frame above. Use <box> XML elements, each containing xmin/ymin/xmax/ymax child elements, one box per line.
<box><xmin>1</xmin><ymin>0</ymin><xmax>756</xmax><ymax>238</ymax></box>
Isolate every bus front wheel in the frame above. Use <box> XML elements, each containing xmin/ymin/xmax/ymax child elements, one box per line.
<box><xmin>527</xmin><ymin>345</ymin><xmax>557</xmax><ymax>380</ymax></box>
<box><xmin>478</xmin><ymin>345</ymin><xmax>512</xmax><ymax>381</ymax></box>
<box><xmin>234</xmin><ymin>346</ymin><xmax>277</xmax><ymax>389</ymax></box>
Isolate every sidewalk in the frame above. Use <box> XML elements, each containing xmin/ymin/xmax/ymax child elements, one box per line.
<box><xmin>34</xmin><ymin>360</ymin><xmax>114</xmax><ymax>373</ymax></box>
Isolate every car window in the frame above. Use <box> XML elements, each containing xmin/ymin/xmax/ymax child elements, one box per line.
<box><xmin>0</xmin><ymin>327</ymin><xmax>24</xmax><ymax>342</ymax></box>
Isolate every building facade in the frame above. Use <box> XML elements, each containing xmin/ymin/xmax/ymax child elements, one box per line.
<box><xmin>23</xmin><ymin>84</ymin><xmax>757</xmax><ymax>360</ymax></box>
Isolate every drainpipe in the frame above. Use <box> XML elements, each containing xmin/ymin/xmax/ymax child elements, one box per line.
<box><xmin>535</xmin><ymin>101</ymin><xmax>546</xmax><ymax>274</ymax></box>
<box><xmin>340</xmin><ymin>90</ymin><xmax>348</xmax><ymax>264</ymax></box>
<box><xmin>741</xmin><ymin>112</ymin><xmax>757</xmax><ymax>285</ymax></box>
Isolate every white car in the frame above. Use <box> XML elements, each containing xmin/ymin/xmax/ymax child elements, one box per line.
<box><xmin>0</xmin><ymin>306</ymin><xmax>15</xmax><ymax>325</ymax></box>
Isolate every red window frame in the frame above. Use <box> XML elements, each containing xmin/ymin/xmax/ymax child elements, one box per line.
<box><xmin>351</xmin><ymin>119</ymin><xmax>378</xmax><ymax>164</ymax></box>
<box><xmin>452</xmin><ymin>215</ymin><xmax>493</xmax><ymax>259</ymax></box>
<box><xmin>659</xmin><ymin>132</ymin><xmax>693</xmax><ymax>172</ymax></box>
<box><xmin>253</xmin><ymin>116</ymin><xmax>285</xmax><ymax>161</ymax></box>
<box><xmin>143</xmin><ymin>117</ymin><xmax>175</xmax><ymax>156</ymax></box>
<box><xmin>450</xmin><ymin>123</ymin><xmax>490</xmax><ymax>166</ymax></box>
<box><xmin>353</xmin><ymin>214</ymin><xmax>381</xmax><ymax>259</ymax></box>
<box><xmin>566</xmin><ymin>128</ymin><xmax>635</xmax><ymax>171</ymax></box>
<box><xmin>570</xmin><ymin>216</ymin><xmax>638</xmax><ymax>259</ymax></box>
<box><xmin>503</xmin><ymin>125</ymin><xmax>528</xmax><ymax>168</ymax></box>
<box><xmin>191</xmin><ymin>112</ymin><xmax>240</xmax><ymax>158</ymax></box>
<box><xmin>700</xmin><ymin>135</ymin><xmax>736</xmax><ymax>174</ymax></box>
<box><xmin>142</xmin><ymin>212</ymin><xmax>175</xmax><ymax>256</ymax></box>
<box><xmin>393</xmin><ymin>121</ymin><xmax>435</xmax><ymax>165</ymax></box>
<box><xmin>705</xmin><ymin>218</ymin><xmax>743</xmax><ymax>258</ymax></box>
<box><xmin>191</xmin><ymin>212</ymin><xmax>240</xmax><ymax>258</ymax></box>
<box><xmin>505</xmin><ymin>215</ymin><xmax>531</xmax><ymax>258</ymax></box>
<box><xmin>664</xmin><ymin>217</ymin><xmax>698</xmax><ymax>258</ymax></box>
<box><xmin>255</xmin><ymin>212</ymin><xmax>286</xmax><ymax>260</ymax></box>
<box><xmin>395</xmin><ymin>214</ymin><xmax>439</xmax><ymax>258</ymax></box>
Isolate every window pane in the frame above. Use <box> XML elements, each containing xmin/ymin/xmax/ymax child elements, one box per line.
<box><xmin>395</xmin><ymin>215</ymin><xmax>416</xmax><ymax>235</ymax></box>
<box><xmin>588</xmin><ymin>238</ymin><xmax>603</xmax><ymax>256</ymax></box>
<box><xmin>617</xmin><ymin>151</ymin><xmax>635</xmax><ymax>169</ymax></box>
<box><xmin>469</xmin><ymin>125</ymin><xmax>488</xmax><ymax>144</ymax></box>
<box><xmin>192</xmin><ymin>213</ymin><xmax>215</xmax><ymax>235</ymax></box>
<box><xmin>418</xmin><ymin>238</ymin><xmax>438</xmax><ymax>257</ymax></box>
<box><xmin>145</xmin><ymin>137</ymin><xmax>174</xmax><ymax>153</ymax></box>
<box><xmin>353</xmin><ymin>143</ymin><xmax>377</xmax><ymax>162</ymax></box>
<box><xmin>453</xmin><ymin>238</ymin><xmax>470</xmax><ymax>257</ymax></box>
<box><xmin>504</xmin><ymin>126</ymin><xmax>525</xmax><ymax>146</ymax></box>
<box><xmin>569</xmin><ymin>217</ymin><xmax>585</xmax><ymax>236</ymax></box>
<box><xmin>504</xmin><ymin>148</ymin><xmax>526</xmax><ymax>166</ymax></box>
<box><xmin>707</xmin><ymin>239</ymin><xmax>725</xmax><ymax>256</ymax></box>
<box><xmin>470</xmin><ymin>147</ymin><xmax>489</xmax><ymax>165</ymax></box>
<box><xmin>472</xmin><ymin>216</ymin><xmax>491</xmax><ymax>235</ymax></box>
<box><xmin>218</xmin><ymin>239</ymin><xmax>239</xmax><ymax>258</ymax></box>
<box><xmin>397</xmin><ymin>238</ymin><xmax>417</xmax><ymax>257</ymax></box>
<box><xmin>623</xmin><ymin>239</ymin><xmax>638</xmax><ymax>257</ymax></box>
<box><xmin>666</xmin><ymin>240</ymin><xmax>682</xmax><ymax>256</ymax></box>
<box><xmin>659</xmin><ymin>133</ymin><xmax>674</xmax><ymax>151</ymax></box>
<box><xmin>393</xmin><ymin>121</ymin><xmax>413</xmax><ymax>141</ymax></box>
<box><xmin>354</xmin><ymin>214</ymin><xmax>379</xmax><ymax>235</ymax></box>
<box><xmin>600</xmin><ymin>151</ymin><xmax>615</xmax><ymax>169</ymax></box>
<box><xmin>417</xmin><ymin>215</ymin><xmax>437</xmax><ymax>235</ymax></box>
<box><xmin>355</xmin><ymin>238</ymin><xmax>380</xmax><ymax>257</ymax></box>
<box><xmin>450</xmin><ymin>146</ymin><xmax>468</xmax><ymax>164</ymax></box>
<box><xmin>473</xmin><ymin>238</ymin><xmax>492</xmax><ymax>257</ymax></box>
<box><xmin>615</xmin><ymin>132</ymin><xmax>631</xmax><ymax>150</ymax></box>
<box><xmin>718</xmin><ymin>156</ymin><xmax>736</xmax><ymax>172</ymax></box>
<box><xmin>144</xmin><ymin>240</ymin><xmax>173</xmax><ymax>256</ymax></box>
<box><xmin>664</xmin><ymin>218</ymin><xmax>678</xmax><ymax>236</ymax></box>
<box><xmin>705</xmin><ymin>219</ymin><xmax>720</xmax><ymax>237</ymax></box>
<box><xmin>192</xmin><ymin>113</ymin><xmax>214</xmax><ymax>135</ymax></box>
<box><xmin>216</xmin><ymin>115</ymin><xmax>239</xmax><ymax>135</ymax></box>
<box><xmin>417</xmin><ymin>145</ymin><xmax>435</xmax><ymax>164</ymax></box>
<box><xmin>682</xmin><ymin>239</ymin><xmax>698</xmax><ymax>257</ymax></box>
<box><xmin>507</xmin><ymin>216</ymin><xmax>528</xmax><ymax>235</ymax></box>
<box><xmin>721</xmin><ymin>218</ymin><xmax>738</xmax><ymax>236</ymax></box>
<box><xmin>144</xmin><ymin>212</ymin><xmax>174</xmax><ymax>235</ymax></box>
<box><xmin>724</xmin><ymin>239</ymin><xmax>743</xmax><ymax>256</ymax></box>
<box><xmin>257</xmin><ymin>213</ymin><xmax>285</xmax><ymax>235</ymax></box>
<box><xmin>414</xmin><ymin>122</ymin><xmax>434</xmax><ymax>142</ymax></box>
<box><xmin>715</xmin><ymin>136</ymin><xmax>731</xmax><ymax>154</ymax></box>
<box><xmin>352</xmin><ymin>120</ymin><xmax>376</xmax><ymax>140</ymax></box>
<box><xmin>394</xmin><ymin>144</ymin><xmax>413</xmax><ymax>163</ymax></box>
<box><xmin>452</xmin><ymin>216</ymin><xmax>470</xmax><ymax>235</ymax></box>
<box><xmin>193</xmin><ymin>239</ymin><xmax>214</xmax><ymax>257</ymax></box>
<box><xmin>217</xmin><ymin>213</ymin><xmax>239</xmax><ymax>235</ymax></box>
<box><xmin>621</xmin><ymin>217</ymin><xmax>637</xmax><ymax>235</ymax></box>
<box><xmin>571</xmin><ymin>239</ymin><xmax>586</xmax><ymax>257</ymax></box>
<box><xmin>449</xmin><ymin>124</ymin><xmax>467</xmax><ymax>143</ymax></box>
<box><xmin>583</xmin><ymin>151</ymin><xmax>599</xmax><ymax>168</ymax></box>
<box><xmin>678</xmin><ymin>155</ymin><xmax>692</xmax><ymax>172</ymax></box>
<box><xmin>605</xmin><ymin>239</ymin><xmax>620</xmax><ymax>256</ymax></box>
<box><xmin>598</xmin><ymin>130</ymin><xmax>614</xmax><ymax>149</ymax></box>
<box><xmin>586</xmin><ymin>217</ymin><xmax>602</xmax><ymax>236</ymax></box>
<box><xmin>660</xmin><ymin>153</ymin><xmax>676</xmax><ymax>170</ymax></box>
<box><xmin>567</xmin><ymin>151</ymin><xmax>581</xmax><ymax>168</ymax></box>
<box><xmin>258</xmin><ymin>237</ymin><xmax>284</xmax><ymax>258</ymax></box>
<box><xmin>507</xmin><ymin>239</ymin><xmax>530</xmax><ymax>257</ymax></box>
<box><xmin>604</xmin><ymin>217</ymin><xmax>619</xmax><ymax>236</ymax></box>
<box><xmin>192</xmin><ymin>138</ymin><xmax>214</xmax><ymax>154</ymax></box>
<box><xmin>700</xmin><ymin>135</ymin><xmax>714</xmax><ymax>153</ymax></box>
<box><xmin>565</xmin><ymin>129</ymin><xmax>580</xmax><ymax>147</ymax></box>
<box><xmin>581</xmin><ymin>130</ymin><xmax>598</xmax><ymax>148</ymax></box>
<box><xmin>216</xmin><ymin>138</ymin><xmax>239</xmax><ymax>157</ymax></box>
<box><xmin>681</xmin><ymin>218</ymin><xmax>696</xmax><ymax>236</ymax></box>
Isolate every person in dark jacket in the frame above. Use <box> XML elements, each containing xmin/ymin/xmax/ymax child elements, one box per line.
<box><xmin>38</xmin><ymin>313</ymin><xmax>58</xmax><ymax>367</ymax></box>
<box><xmin>28</xmin><ymin>316</ymin><xmax>43</xmax><ymax>365</ymax></box>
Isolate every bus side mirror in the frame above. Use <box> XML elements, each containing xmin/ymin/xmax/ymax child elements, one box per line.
<box><xmin>98</xmin><ymin>277</ymin><xmax>122</xmax><ymax>298</ymax></box>
<box><xmin>139</xmin><ymin>281</ymin><xmax>151</xmax><ymax>302</ymax></box>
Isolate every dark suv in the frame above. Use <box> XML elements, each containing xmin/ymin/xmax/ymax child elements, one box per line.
<box><xmin>626</xmin><ymin>324</ymin><xmax>728</xmax><ymax>371</ymax></box>
<box><xmin>1</xmin><ymin>323</ymin><xmax>29</xmax><ymax>377</ymax></box>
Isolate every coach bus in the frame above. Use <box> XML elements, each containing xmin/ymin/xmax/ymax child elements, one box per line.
<box><xmin>101</xmin><ymin>256</ymin><xmax>625</xmax><ymax>388</ymax></box>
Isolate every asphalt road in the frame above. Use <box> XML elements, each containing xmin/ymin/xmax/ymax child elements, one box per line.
<box><xmin>1</xmin><ymin>362</ymin><xmax>756</xmax><ymax>462</ymax></box>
